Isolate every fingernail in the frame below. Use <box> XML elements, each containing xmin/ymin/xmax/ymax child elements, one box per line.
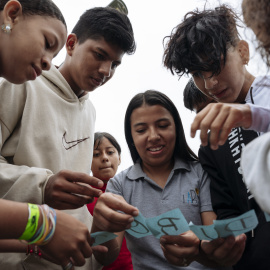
<box><xmin>160</xmin><ymin>237</ymin><xmax>166</xmax><ymax>244</ymax></box>
<box><xmin>98</xmin><ymin>181</ymin><xmax>104</xmax><ymax>187</ymax></box>
<box><xmin>128</xmin><ymin>217</ymin><xmax>134</xmax><ymax>222</ymax></box>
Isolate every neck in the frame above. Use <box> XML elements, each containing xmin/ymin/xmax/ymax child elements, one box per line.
<box><xmin>142</xmin><ymin>158</ymin><xmax>174</xmax><ymax>188</ymax></box>
<box><xmin>236</xmin><ymin>70</ymin><xmax>256</xmax><ymax>102</ymax></box>
<box><xmin>58</xmin><ymin>61</ymin><xmax>85</xmax><ymax>97</ymax></box>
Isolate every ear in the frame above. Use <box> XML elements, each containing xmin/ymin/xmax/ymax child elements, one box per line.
<box><xmin>118</xmin><ymin>155</ymin><xmax>121</xmax><ymax>166</ymax></box>
<box><xmin>66</xmin><ymin>34</ymin><xmax>78</xmax><ymax>56</ymax></box>
<box><xmin>2</xmin><ymin>0</ymin><xmax>22</xmax><ymax>26</ymax></box>
<box><xmin>237</xmin><ymin>40</ymin><xmax>250</xmax><ymax>65</ymax></box>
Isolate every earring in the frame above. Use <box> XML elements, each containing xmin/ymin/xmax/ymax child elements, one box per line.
<box><xmin>1</xmin><ymin>23</ymin><xmax>12</xmax><ymax>34</ymax></box>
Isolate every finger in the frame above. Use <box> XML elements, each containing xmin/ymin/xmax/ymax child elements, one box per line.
<box><xmin>198</xmin><ymin>104</ymin><xmax>228</xmax><ymax>147</ymax></box>
<box><xmin>64</xmin><ymin>171</ymin><xmax>104</xmax><ymax>188</ymax></box>
<box><xmin>80</xmin><ymin>233</ymin><xmax>93</xmax><ymax>258</ymax></box>
<box><xmin>161</xmin><ymin>242</ymin><xmax>199</xmax><ymax>258</ymax></box>
<box><xmin>62</xmin><ymin>260</ymin><xmax>75</xmax><ymax>270</ymax></box>
<box><xmin>69</xmin><ymin>250</ymin><xmax>86</xmax><ymax>267</ymax></box>
<box><xmin>49</xmin><ymin>191</ymin><xmax>93</xmax><ymax>210</ymax></box>
<box><xmin>160</xmin><ymin>232</ymin><xmax>199</xmax><ymax>247</ymax></box>
<box><xmin>92</xmin><ymin>245</ymin><xmax>109</xmax><ymax>253</ymax></box>
<box><xmin>209</xmin><ymin>236</ymin><xmax>236</xmax><ymax>260</ymax></box>
<box><xmin>200</xmin><ymin>238</ymin><xmax>225</xmax><ymax>255</ymax></box>
<box><xmin>94</xmin><ymin>205</ymin><xmax>134</xmax><ymax>232</ymax></box>
<box><xmin>161</xmin><ymin>245</ymin><xmax>193</xmax><ymax>266</ymax></box>
<box><xmin>99</xmin><ymin>193</ymin><xmax>139</xmax><ymax>216</ymax></box>
<box><xmin>190</xmin><ymin>106</ymin><xmax>210</xmax><ymax>138</ymax></box>
<box><xmin>217</xmin><ymin>110</ymin><xmax>243</xmax><ymax>146</ymax></box>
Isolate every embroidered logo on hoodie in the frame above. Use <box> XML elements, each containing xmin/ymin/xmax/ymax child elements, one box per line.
<box><xmin>62</xmin><ymin>131</ymin><xmax>89</xmax><ymax>150</ymax></box>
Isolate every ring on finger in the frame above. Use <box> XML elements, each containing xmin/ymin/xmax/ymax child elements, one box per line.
<box><xmin>63</xmin><ymin>261</ymin><xmax>73</xmax><ymax>270</ymax></box>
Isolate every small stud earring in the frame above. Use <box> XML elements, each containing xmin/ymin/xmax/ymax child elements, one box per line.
<box><xmin>245</xmin><ymin>60</ymin><xmax>249</xmax><ymax>66</ymax></box>
<box><xmin>1</xmin><ymin>23</ymin><xmax>12</xmax><ymax>34</ymax></box>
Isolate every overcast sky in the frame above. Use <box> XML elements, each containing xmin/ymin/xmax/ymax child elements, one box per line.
<box><xmin>52</xmin><ymin>0</ymin><xmax>268</xmax><ymax>173</ymax></box>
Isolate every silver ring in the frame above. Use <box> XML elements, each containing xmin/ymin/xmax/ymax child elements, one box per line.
<box><xmin>182</xmin><ymin>257</ymin><xmax>188</xmax><ymax>267</ymax></box>
<box><xmin>63</xmin><ymin>262</ymin><xmax>73</xmax><ymax>270</ymax></box>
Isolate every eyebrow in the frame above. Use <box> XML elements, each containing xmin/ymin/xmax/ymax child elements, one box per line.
<box><xmin>133</xmin><ymin>118</ymin><xmax>171</xmax><ymax>128</ymax></box>
<box><xmin>96</xmin><ymin>47</ymin><xmax>122</xmax><ymax>65</ymax></box>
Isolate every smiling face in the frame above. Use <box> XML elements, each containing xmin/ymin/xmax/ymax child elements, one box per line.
<box><xmin>60</xmin><ymin>36</ymin><xmax>124</xmax><ymax>97</ymax></box>
<box><xmin>1</xmin><ymin>15</ymin><xmax>66</xmax><ymax>84</ymax></box>
<box><xmin>130</xmin><ymin>104</ymin><xmax>176</xmax><ymax>171</ymax></box>
<box><xmin>91</xmin><ymin>137</ymin><xmax>121</xmax><ymax>183</ymax></box>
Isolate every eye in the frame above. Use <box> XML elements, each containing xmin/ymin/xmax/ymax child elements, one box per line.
<box><xmin>136</xmin><ymin>128</ymin><xmax>145</xmax><ymax>134</ymax></box>
<box><xmin>108</xmin><ymin>150</ymin><xmax>115</xmax><ymax>155</ymax></box>
<box><xmin>159</xmin><ymin>124</ymin><xmax>169</xmax><ymax>129</ymax></box>
<box><xmin>93</xmin><ymin>153</ymin><xmax>100</xmax><ymax>157</ymax></box>
<box><xmin>192</xmin><ymin>72</ymin><xmax>201</xmax><ymax>78</ymax></box>
<box><xmin>44</xmin><ymin>37</ymin><xmax>51</xmax><ymax>49</ymax></box>
<box><xmin>95</xmin><ymin>52</ymin><xmax>105</xmax><ymax>60</ymax></box>
<box><xmin>111</xmin><ymin>62</ymin><xmax>119</xmax><ymax>70</ymax></box>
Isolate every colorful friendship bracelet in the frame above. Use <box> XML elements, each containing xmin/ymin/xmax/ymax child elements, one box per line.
<box><xmin>28</xmin><ymin>205</ymin><xmax>57</xmax><ymax>246</ymax></box>
<box><xmin>19</xmin><ymin>203</ymin><xmax>40</xmax><ymax>241</ymax></box>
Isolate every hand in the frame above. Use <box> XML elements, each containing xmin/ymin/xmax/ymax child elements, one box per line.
<box><xmin>191</xmin><ymin>103</ymin><xmax>252</xmax><ymax>150</ymax></box>
<box><xmin>160</xmin><ymin>231</ymin><xmax>200</xmax><ymax>267</ymax></box>
<box><xmin>40</xmin><ymin>210</ymin><xmax>108</xmax><ymax>268</ymax></box>
<box><xmin>44</xmin><ymin>170</ymin><xmax>104</xmax><ymax>210</ymax></box>
<box><xmin>201</xmin><ymin>234</ymin><xmax>246</xmax><ymax>266</ymax></box>
<box><xmin>92</xmin><ymin>192</ymin><xmax>139</xmax><ymax>233</ymax></box>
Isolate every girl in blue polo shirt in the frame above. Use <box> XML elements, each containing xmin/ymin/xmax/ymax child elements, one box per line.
<box><xmin>91</xmin><ymin>90</ymin><xmax>245</xmax><ymax>270</ymax></box>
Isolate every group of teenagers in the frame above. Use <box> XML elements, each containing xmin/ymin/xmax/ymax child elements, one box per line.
<box><xmin>0</xmin><ymin>0</ymin><xmax>270</xmax><ymax>270</ymax></box>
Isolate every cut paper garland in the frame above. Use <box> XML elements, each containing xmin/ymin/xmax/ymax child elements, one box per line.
<box><xmin>90</xmin><ymin>208</ymin><xmax>259</xmax><ymax>246</ymax></box>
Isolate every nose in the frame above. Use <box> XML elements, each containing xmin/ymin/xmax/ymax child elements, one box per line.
<box><xmin>41</xmin><ymin>55</ymin><xmax>52</xmax><ymax>71</ymax></box>
<box><xmin>101</xmin><ymin>153</ymin><xmax>109</xmax><ymax>162</ymax></box>
<box><xmin>204</xmin><ymin>76</ymin><xmax>218</xmax><ymax>90</ymax></box>
<box><xmin>148</xmin><ymin>128</ymin><xmax>160</xmax><ymax>141</ymax></box>
<box><xmin>99</xmin><ymin>61</ymin><xmax>111</xmax><ymax>78</ymax></box>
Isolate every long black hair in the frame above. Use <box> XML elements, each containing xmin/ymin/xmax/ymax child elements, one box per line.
<box><xmin>124</xmin><ymin>90</ymin><xmax>198</xmax><ymax>163</ymax></box>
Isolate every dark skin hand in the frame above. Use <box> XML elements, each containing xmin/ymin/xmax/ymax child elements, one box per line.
<box><xmin>44</xmin><ymin>170</ymin><xmax>104</xmax><ymax>210</ymax></box>
<box><xmin>160</xmin><ymin>232</ymin><xmax>246</xmax><ymax>267</ymax></box>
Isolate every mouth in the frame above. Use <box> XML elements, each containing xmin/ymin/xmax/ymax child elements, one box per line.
<box><xmin>148</xmin><ymin>146</ymin><xmax>164</xmax><ymax>152</ymax></box>
<box><xmin>210</xmin><ymin>88</ymin><xmax>228</xmax><ymax>99</ymax></box>
<box><xmin>91</xmin><ymin>76</ymin><xmax>105</xmax><ymax>87</ymax></box>
<box><xmin>100</xmin><ymin>166</ymin><xmax>111</xmax><ymax>170</ymax></box>
<box><xmin>32</xmin><ymin>65</ymin><xmax>42</xmax><ymax>77</ymax></box>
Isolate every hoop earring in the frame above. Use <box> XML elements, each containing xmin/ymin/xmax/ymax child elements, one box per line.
<box><xmin>1</xmin><ymin>23</ymin><xmax>12</xmax><ymax>34</ymax></box>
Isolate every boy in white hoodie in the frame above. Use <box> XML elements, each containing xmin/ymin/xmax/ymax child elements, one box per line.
<box><xmin>0</xmin><ymin>6</ymin><xmax>136</xmax><ymax>270</ymax></box>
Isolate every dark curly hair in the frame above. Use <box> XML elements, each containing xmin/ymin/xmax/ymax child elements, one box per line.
<box><xmin>163</xmin><ymin>4</ymin><xmax>241</xmax><ymax>78</ymax></box>
<box><xmin>242</xmin><ymin>0</ymin><xmax>270</xmax><ymax>67</ymax></box>
<box><xmin>72</xmin><ymin>7</ymin><xmax>136</xmax><ymax>55</ymax></box>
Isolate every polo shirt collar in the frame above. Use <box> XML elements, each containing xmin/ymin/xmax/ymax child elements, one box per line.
<box><xmin>127</xmin><ymin>157</ymin><xmax>191</xmax><ymax>181</ymax></box>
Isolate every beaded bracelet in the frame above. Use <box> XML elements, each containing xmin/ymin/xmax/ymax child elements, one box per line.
<box><xmin>19</xmin><ymin>203</ymin><xmax>40</xmax><ymax>241</ymax></box>
<box><xmin>26</xmin><ymin>244</ymin><xmax>42</xmax><ymax>258</ymax></box>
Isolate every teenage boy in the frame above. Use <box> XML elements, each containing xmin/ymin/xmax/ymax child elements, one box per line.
<box><xmin>0</xmin><ymin>7</ymin><xmax>135</xmax><ymax>270</ymax></box>
<box><xmin>163</xmin><ymin>4</ymin><xmax>270</xmax><ymax>270</ymax></box>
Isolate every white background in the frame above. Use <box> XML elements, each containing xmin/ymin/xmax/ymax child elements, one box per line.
<box><xmin>53</xmin><ymin>0</ymin><xmax>267</xmax><ymax>173</ymax></box>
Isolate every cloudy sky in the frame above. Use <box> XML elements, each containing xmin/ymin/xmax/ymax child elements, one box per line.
<box><xmin>52</xmin><ymin>0</ymin><xmax>267</xmax><ymax>172</ymax></box>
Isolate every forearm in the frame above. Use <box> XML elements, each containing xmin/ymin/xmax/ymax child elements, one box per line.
<box><xmin>248</xmin><ymin>104</ymin><xmax>270</xmax><ymax>133</ymax></box>
<box><xmin>0</xmin><ymin>240</ymin><xmax>27</xmax><ymax>253</ymax></box>
<box><xmin>0</xmin><ymin>200</ymin><xmax>28</xmax><ymax>239</ymax></box>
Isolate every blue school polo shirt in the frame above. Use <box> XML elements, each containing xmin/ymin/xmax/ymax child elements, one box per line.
<box><xmin>106</xmin><ymin>157</ymin><xmax>216</xmax><ymax>270</ymax></box>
